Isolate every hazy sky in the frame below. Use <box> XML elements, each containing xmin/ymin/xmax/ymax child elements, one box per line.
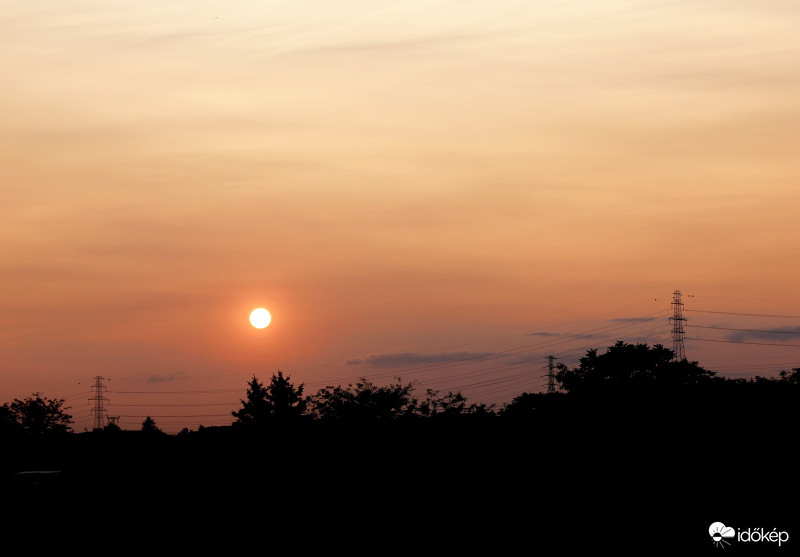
<box><xmin>3</xmin><ymin>1</ymin><xmax>800</xmax><ymax>431</ymax></box>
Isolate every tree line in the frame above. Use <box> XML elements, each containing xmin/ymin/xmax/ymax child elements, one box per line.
<box><xmin>2</xmin><ymin>340</ymin><xmax>798</xmax><ymax>436</ymax></box>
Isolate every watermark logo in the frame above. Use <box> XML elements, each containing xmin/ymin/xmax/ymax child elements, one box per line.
<box><xmin>709</xmin><ymin>521</ymin><xmax>790</xmax><ymax>549</ymax></box>
<box><xmin>709</xmin><ymin>522</ymin><xmax>735</xmax><ymax>548</ymax></box>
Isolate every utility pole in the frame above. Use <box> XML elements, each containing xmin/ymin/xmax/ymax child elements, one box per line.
<box><xmin>670</xmin><ymin>290</ymin><xmax>686</xmax><ymax>361</ymax></box>
<box><xmin>89</xmin><ymin>376</ymin><xmax>108</xmax><ymax>430</ymax></box>
<box><xmin>547</xmin><ymin>355</ymin><xmax>556</xmax><ymax>394</ymax></box>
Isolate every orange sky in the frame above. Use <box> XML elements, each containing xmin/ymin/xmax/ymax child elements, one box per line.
<box><xmin>2</xmin><ymin>1</ymin><xmax>800</xmax><ymax>432</ymax></box>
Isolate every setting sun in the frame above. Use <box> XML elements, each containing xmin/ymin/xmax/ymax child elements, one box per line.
<box><xmin>249</xmin><ymin>308</ymin><xmax>271</xmax><ymax>329</ymax></box>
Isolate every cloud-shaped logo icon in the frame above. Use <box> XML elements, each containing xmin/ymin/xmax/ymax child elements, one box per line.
<box><xmin>709</xmin><ymin>522</ymin><xmax>735</xmax><ymax>548</ymax></box>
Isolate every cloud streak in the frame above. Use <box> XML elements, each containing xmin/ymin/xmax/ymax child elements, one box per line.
<box><xmin>346</xmin><ymin>351</ymin><xmax>493</xmax><ymax>368</ymax></box>
<box><xmin>726</xmin><ymin>325</ymin><xmax>800</xmax><ymax>343</ymax></box>
<box><xmin>346</xmin><ymin>350</ymin><xmax>558</xmax><ymax>369</ymax></box>
<box><xmin>609</xmin><ymin>317</ymin><xmax>657</xmax><ymax>323</ymax></box>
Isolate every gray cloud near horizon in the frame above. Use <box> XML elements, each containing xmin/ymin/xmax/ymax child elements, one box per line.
<box><xmin>346</xmin><ymin>351</ymin><xmax>493</xmax><ymax>368</ymax></box>
<box><xmin>609</xmin><ymin>317</ymin><xmax>658</xmax><ymax>323</ymax></box>
<box><xmin>727</xmin><ymin>325</ymin><xmax>800</xmax><ymax>342</ymax></box>
<box><xmin>346</xmin><ymin>349</ymin><xmax>560</xmax><ymax>369</ymax></box>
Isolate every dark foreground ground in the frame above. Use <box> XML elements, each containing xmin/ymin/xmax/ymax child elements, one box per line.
<box><xmin>3</xmin><ymin>413</ymin><xmax>796</xmax><ymax>553</ymax></box>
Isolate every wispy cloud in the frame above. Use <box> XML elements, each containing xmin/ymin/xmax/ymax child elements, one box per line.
<box><xmin>609</xmin><ymin>317</ymin><xmax>657</xmax><ymax>323</ymax></box>
<box><xmin>346</xmin><ymin>350</ymin><xmax>554</xmax><ymax>368</ymax></box>
<box><xmin>528</xmin><ymin>331</ymin><xmax>600</xmax><ymax>340</ymax></box>
<box><xmin>727</xmin><ymin>325</ymin><xmax>800</xmax><ymax>343</ymax></box>
<box><xmin>346</xmin><ymin>351</ymin><xmax>492</xmax><ymax>368</ymax></box>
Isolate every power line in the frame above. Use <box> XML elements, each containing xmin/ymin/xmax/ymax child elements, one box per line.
<box><xmin>127</xmin><ymin>316</ymin><xmax>663</xmax><ymax>427</ymax></box>
<box><xmin>688</xmin><ymin>294</ymin><xmax>800</xmax><ymax>303</ymax></box>
<box><xmin>88</xmin><ymin>311</ymin><xmax>669</xmax><ymax>429</ymax></box>
<box><xmin>688</xmin><ymin>324</ymin><xmax>800</xmax><ymax>335</ymax></box>
<box><xmin>113</xmin><ymin>403</ymin><xmax>237</xmax><ymax>407</ymax></box>
<box><xmin>470</xmin><ymin>383</ymin><xmax>547</xmax><ymax>403</ymax></box>
<box><xmin>686</xmin><ymin>337</ymin><xmax>800</xmax><ymax>348</ymax></box>
<box><xmin>64</xmin><ymin>306</ymin><xmax>679</xmax><ymax>429</ymax></box>
<box><xmin>119</xmin><ymin>414</ymin><xmax>233</xmax><ymax>418</ymax></box>
<box><xmin>702</xmin><ymin>359</ymin><xmax>799</xmax><ymax>371</ymax></box>
<box><xmin>312</xmin><ymin>308</ymin><xmax>672</xmax><ymax>387</ymax></box>
<box><xmin>467</xmin><ymin>375</ymin><xmax>549</xmax><ymax>398</ymax></box>
<box><xmin>422</xmin><ymin>360</ymin><xmax>542</xmax><ymax>388</ymax></box>
<box><xmin>444</xmin><ymin>320</ymin><xmax>672</xmax><ymax>398</ymax></box>
<box><xmin>77</xmin><ymin>304</ymin><xmax>788</xmax><ymax>430</ymax></box>
<box><xmin>108</xmin><ymin>389</ymin><xmax>241</xmax><ymax>394</ymax></box>
<box><xmin>451</xmin><ymin>368</ymin><xmax>543</xmax><ymax>391</ymax></box>
<box><xmin>686</xmin><ymin>309</ymin><xmax>800</xmax><ymax>319</ymax></box>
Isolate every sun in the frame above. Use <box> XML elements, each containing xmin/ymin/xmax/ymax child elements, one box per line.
<box><xmin>249</xmin><ymin>308</ymin><xmax>271</xmax><ymax>329</ymax></box>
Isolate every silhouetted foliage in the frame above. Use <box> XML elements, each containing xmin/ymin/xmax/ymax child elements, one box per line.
<box><xmin>264</xmin><ymin>370</ymin><xmax>306</xmax><ymax>420</ymax></box>
<box><xmin>555</xmin><ymin>341</ymin><xmax>717</xmax><ymax>395</ymax></box>
<box><xmin>779</xmin><ymin>367</ymin><xmax>800</xmax><ymax>384</ymax></box>
<box><xmin>233</xmin><ymin>375</ymin><xmax>269</xmax><ymax>425</ymax></box>
<box><xmin>2</xmin><ymin>342</ymin><xmax>798</xmax><ymax>552</ymax></box>
<box><xmin>141</xmin><ymin>416</ymin><xmax>163</xmax><ymax>434</ymax></box>
<box><xmin>419</xmin><ymin>389</ymin><xmax>468</xmax><ymax>417</ymax></box>
<box><xmin>502</xmin><ymin>391</ymin><xmax>566</xmax><ymax>418</ymax></box>
<box><xmin>305</xmin><ymin>378</ymin><xmax>478</xmax><ymax>421</ymax></box>
<box><xmin>463</xmin><ymin>401</ymin><xmax>497</xmax><ymax>416</ymax></box>
<box><xmin>232</xmin><ymin>371</ymin><xmax>306</xmax><ymax>427</ymax></box>
<box><xmin>0</xmin><ymin>404</ymin><xmax>23</xmax><ymax>436</ymax></box>
<box><xmin>306</xmin><ymin>377</ymin><xmax>418</xmax><ymax>420</ymax></box>
<box><xmin>2</xmin><ymin>393</ymin><xmax>72</xmax><ymax>435</ymax></box>
<box><xmin>421</xmin><ymin>389</ymin><xmax>496</xmax><ymax>417</ymax></box>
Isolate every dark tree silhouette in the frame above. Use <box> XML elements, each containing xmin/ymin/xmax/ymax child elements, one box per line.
<box><xmin>306</xmin><ymin>377</ymin><xmax>419</xmax><ymax>420</ymax></box>
<box><xmin>264</xmin><ymin>370</ymin><xmax>306</xmax><ymax>420</ymax></box>
<box><xmin>0</xmin><ymin>404</ymin><xmax>23</xmax><ymax>436</ymax></box>
<box><xmin>141</xmin><ymin>416</ymin><xmax>163</xmax><ymax>434</ymax></box>
<box><xmin>3</xmin><ymin>393</ymin><xmax>72</xmax><ymax>435</ymax></box>
<box><xmin>232</xmin><ymin>371</ymin><xmax>306</xmax><ymax>426</ymax></box>
<box><xmin>306</xmin><ymin>379</ymin><xmax>479</xmax><ymax>421</ymax></box>
<box><xmin>779</xmin><ymin>367</ymin><xmax>800</xmax><ymax>384</ymax></box>
<box><xmin>544</xmin><ymin>341</ymin><xmax>729</xmax><ymax>432</ymax></box>
<box><xmin>233</xmin><ymin>375</ymin><xmax>270</xmax><ymax>425</ymax></box>
<box><xmin>420</xmin><ymin>389</ymin><xmax>492</xmax><ymax>416</ymax></box>
<box><xmin>502</xmin><ymin>391</ymin><xmax>565</xmax><ymax>418</ymax></box>
<box><xmin>419</xmin><ymin>388</ymin><xmax>468</xmax><ymax>417</ymax></box>
<box><xmin>555</xmin><ymin>341</ymin><xmax>717</xmax><ymax>395</ymax></box>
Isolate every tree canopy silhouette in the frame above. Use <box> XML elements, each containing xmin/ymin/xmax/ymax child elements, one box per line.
<box><xmin>502</xmin><ymin>391</ymin><xmax>565</xmax><ymax>418</ymax></box>
<box><xmin>1</xmin><ymin>393</ymin><xmax>72</xmax><ymax>436</ymax></box>
<box><xmin>232</xmin><ymin>371</ymin><xmax>306</xmax><ymax>427</ymax></box>
<box><xmin>141</xmin><ymin>416</ymin><xmax>163</xmax><ymax>434</ymax></box>
<box><xmin>555</xmin><ymin>341</ymin><xmax>717</xmax><ymax>395</ymax></box>
<box><xmin>779</xmin><ymin>367</ymin><xmax>799</xmax><ymax>384</ymax></box>
<box><xmin>418</xmin><ymin>389</ymin><xmax>468</xmax><ymax>417</ymax></box>
<box><xmin>306</xmin><ymin>377</ymin><xmax>418</xmax><ymax>421</ymax></box>
<box><xmin>305</xmin><ymin>378</ymin><xmax>478</xmax><ymax>421</ymax></box>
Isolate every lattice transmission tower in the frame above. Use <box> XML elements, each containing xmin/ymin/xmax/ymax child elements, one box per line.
<box><xmin>546</xmin><ymin>355</ymin><xmax>557</xmax><ymax>394</ymax></box>
<box><xmin>89</xmin><ymin>375</ymin><xmax>109</xmax><ymax>430</ymax></box>
<box><xmin>670</xmin><ymin>290</ymin><xmax>687</xmax><ymax>361</ymax></box>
